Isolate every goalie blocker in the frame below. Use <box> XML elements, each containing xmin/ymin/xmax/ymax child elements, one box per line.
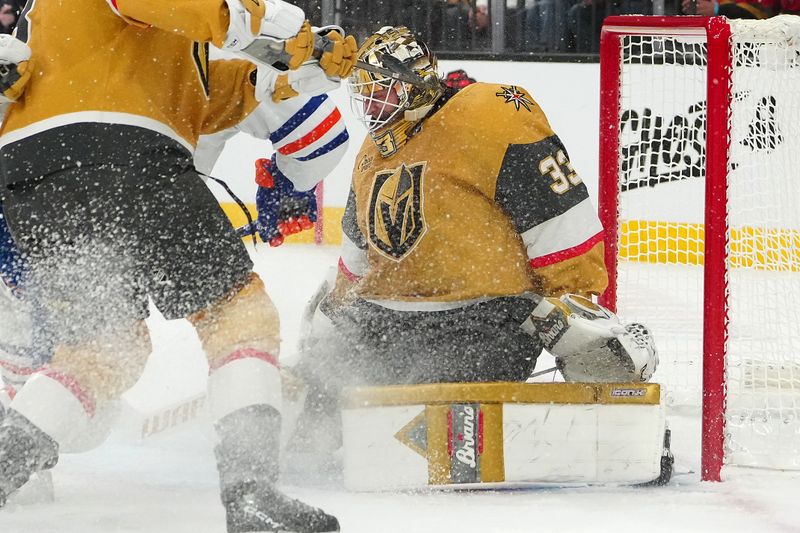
<box><xmin>341</xmin><ymin>382</ymin><xmax>671</xmax><ymax>490</ymax></box>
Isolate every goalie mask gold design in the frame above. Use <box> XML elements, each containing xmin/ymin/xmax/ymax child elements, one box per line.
<box><xmin>348</xmin><ymin>26</ymin><xmax>443</xmax><ymax>157</ymax></box>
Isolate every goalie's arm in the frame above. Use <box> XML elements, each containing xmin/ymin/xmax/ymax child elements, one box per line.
<box><xmin>335</xmin><ymin>187</ymin><xmax>368</xmax><ymax>287</ymax></box>
<box><xmin>522</xmin><ymin>293</ymin><xmax>658</xmax><ymax>383</ymax></box>
<box><xmin>491</xmin><ymin>99</ymin><xmax>607</xmax><ymax>298</ymax></box>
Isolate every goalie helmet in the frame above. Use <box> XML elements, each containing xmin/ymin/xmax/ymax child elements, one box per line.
<box><xmin>348</xmin><ymin>26</ymin><xmax>443</xmax><ymax>158</ymax></box>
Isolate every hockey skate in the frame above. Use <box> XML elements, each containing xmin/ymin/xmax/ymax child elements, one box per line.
<box><xmin>0</xmin><ymin>416</ymin><xmax>59</xmax><ymax>507</ymax></box>
<box><xmin>639</xmin><ymin>428</ymin><xmax>674</xmax><ymax>487</ymax></box>
<box><xmin>222</xmin><ymin>481</ymin><xmax>340</xmax><ymax>533</ymax></box>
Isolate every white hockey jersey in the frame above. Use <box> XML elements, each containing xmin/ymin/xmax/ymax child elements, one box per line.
<box><xmin>194</xmin><ymin>93</ymin><xmax>349</xmax><ymax>191</ymax></box>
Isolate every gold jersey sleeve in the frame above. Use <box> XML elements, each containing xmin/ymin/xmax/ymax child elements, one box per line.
<box><xmin>114</xmin><ymin>0</ymin><xmax>230</xmax><ymax>47</ymax></box>
<box><xmin>203</xmin><ymin>58</ymin><xmax>260</xmax><ymax>135</ymax></box>
<box><xmin>344</xmin><ymin>82</ymin><xmax>607</xmax><ymax>305</ymax></box>
<box><xmin>531</xmin><ymin>242</ymin><xmax>607</xmax><ymax>298</ymax></box>
<box><xmin>2</xmin><ymin>0</ymin><xmax>258</xmax><ymax>151</ymax></box>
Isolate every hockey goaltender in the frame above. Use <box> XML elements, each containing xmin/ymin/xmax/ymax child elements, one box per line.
<box><xmin>284</xmin><ymin>26</ymin><xmax>673</xmax><ymax>491</ymax></box>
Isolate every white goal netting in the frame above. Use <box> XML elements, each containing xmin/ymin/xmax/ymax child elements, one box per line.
<box><xmin>610</xmin><ymin>16</ymin><xmax>800</xmax><ymax>469</ymax></box>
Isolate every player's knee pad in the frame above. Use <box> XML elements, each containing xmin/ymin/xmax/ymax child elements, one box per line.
<box><xmin>190</xmin><ymin>273</ymin><xmax>280</xmax><ymax>362</ymax></box>
<box><xmin>190</xmin><ymin>273</ymin><xmax>282</xmax><ymax>421</ymax></box>
<box><xmin>522</xmin><ymin>294</ymin><xmax>658</xmax><ymax>383</ymax></box>
<box><xmin>46</xmin><ymin>320</ymin><xmax>152</xmax><ymax>403</ymax></box>
<box><xmin>7</xmin><ymin>373</ymin><xmax>122</xmax><ymax>452</ymax></box>
<box><xmin>8</xmin><ymin>321</ymin><xmax>149</xmax><ymax>450</ymax></box>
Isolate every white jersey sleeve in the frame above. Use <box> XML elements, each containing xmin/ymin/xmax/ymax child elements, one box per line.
<box><xmin>193</xmin><ymin>127</ymin><xmax>239</xmax><ymax>176</ymax></box>
<box><xmin>236</xmin><ymin>93</ymin><xmax>349</xmax><ymax>191</ymax></box>
<box><xmin>193</xmin><ymin>93</ymin><xmax>348</xmax><ymax>189</ymax></box>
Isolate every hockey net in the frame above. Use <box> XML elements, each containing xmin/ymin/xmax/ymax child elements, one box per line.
<box><xmin>598</xmin><ymin>15</ymin><xmax>800</xmax><ymax>480</ymax></box>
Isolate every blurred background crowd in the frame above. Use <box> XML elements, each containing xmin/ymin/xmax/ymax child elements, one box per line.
<box><xmin>295</xmin><ymin>0</ymin><xmax>800</xmax><ymax>58</ymax></box>
<box><xmin>1</xmin><ymin>1</ymin><xmax>798</xmax><ymax>58</ymax></box>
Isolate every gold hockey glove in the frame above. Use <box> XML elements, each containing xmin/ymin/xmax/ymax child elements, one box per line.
<box><xmin>318</xmin><ymin>30</ymin><xmax>357</xmax><ymax>78</ymax></box>
<box><xmin>284</xmin><ymin>20</ymin><xmax>315</xmax><ymax>70</ymax></box>
<box><xmin>0</xmin><ymin>34</ymin><xmax>33</xmax><ymax>103</ymax></box>
<box><xmin>0</xmin><ymin>59</ymin><xmax>34</xmax><ymax>103</ymax></box>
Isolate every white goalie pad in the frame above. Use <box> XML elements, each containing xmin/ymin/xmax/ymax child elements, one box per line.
<box><xmin>341</xmin><ymin>382</ymin><xmax>666</xmax><ymax>491</ymax></box>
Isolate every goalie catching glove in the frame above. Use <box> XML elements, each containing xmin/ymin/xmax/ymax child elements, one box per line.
<box><xmin>0</xmin><ymin>35</ymin><xmax>34</xmax><ymax>103</ymax></box>
<box><xmin>252</xmin><ymin>155</ymin><xmax>317</xmax><ymax>247</ymax></box>
<box><xmin>522</xmin><ymin>294</ymin><xmax>658</xmax><ymax>383</ymax></box>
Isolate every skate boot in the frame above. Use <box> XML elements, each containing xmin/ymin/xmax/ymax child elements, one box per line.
<box><xmin>0</xmin><ymin>414</ymin><xmax>59</xmax><ymax>507</ymax></box>
<box><xmin>222</xmin><ymin>481</ymin><xmax>339</xmax><ymax>533</ymax></box>
<box><xmin>639</xmin><ymin>428</ymin><xmax>674</xmax><ymax>486</ymax></box>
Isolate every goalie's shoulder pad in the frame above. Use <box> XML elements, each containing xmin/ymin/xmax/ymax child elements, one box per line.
<box><xmin>452</xmin><ymin>82</ymin><xmax>553</xmax><ymax>145</ymax></box>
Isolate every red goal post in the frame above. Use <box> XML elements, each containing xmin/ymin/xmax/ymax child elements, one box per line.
<box><xmin>598</xmin><ymin>15</ymin><xmax>800</xmax><ymax>481</ymax></box>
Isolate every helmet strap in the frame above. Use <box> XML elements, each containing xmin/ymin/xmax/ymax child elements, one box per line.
<box><xmin>404</xmin><ymin>104</ymin><xmax>434</xmax><ymax>122</ymax></box>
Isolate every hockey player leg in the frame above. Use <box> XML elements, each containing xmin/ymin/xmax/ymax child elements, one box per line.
<box><xmin>190</xmin><ymin>273</ymin><xmax>338</xmax><ymax>533</ymax></box>
<box><xmin>283</xmin><ymin>267</ymin><xmax>345</xmax><ymax>474</ymax></box>
<box><xmin>0</xmin><ymin>410</ymin><xmax>57</xmax><ymax>507</ymax></box>
<box><xmin>0</xmin><ymin>282</ymin><xmax>36</xmax><ymax>421</ymax></box>
<box><xmin>0</xmin><ymin>321</ymin><xmax>151</xmax><ymax>506</ymax></box>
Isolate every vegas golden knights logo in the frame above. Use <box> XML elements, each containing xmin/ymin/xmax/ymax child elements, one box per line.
<box><xmin>367</xmin><ymin>162</ymin><xmax>427</xmax><ymax>261</ymax></box>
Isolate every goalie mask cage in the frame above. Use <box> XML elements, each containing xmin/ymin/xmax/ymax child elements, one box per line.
<box><xmin>598</xmin><ymin>15</ymin><xmax>800</xmax><ymax>481</ymax></box>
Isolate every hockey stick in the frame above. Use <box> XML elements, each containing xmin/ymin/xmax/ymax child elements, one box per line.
<box><xmin>137</xmin><ymin>393</ymin><xmax>208</xmax><ymax>440</ymax></box>
<box><xmin>529</xmin><ymin>365</ymin><xmax>558</xmax><ymax>379</ymax></box>
<box><xmin>355</xmin><ymin>57</ymin><xmax>440</xmax><ymax>90</ymax></box>
<box><xmin>241</xmin><ymin>26</ymin><xmax>344</xmax><ymax>71</ymax></box>
<box><xmin>236</xmin><ymin>222</ymin><xmax>256</xmax><ymax>239</ymax></box>
<box><xmin>239</xmin><ymin>27</ymin><xmax>439</xmax><ymax>91</ymax></box>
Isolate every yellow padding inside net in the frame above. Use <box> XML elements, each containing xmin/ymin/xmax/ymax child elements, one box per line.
<box><xmin>220</xmin><ymin>203</ymin><xmax>345</xmax><ymax>245</ymax></box>
<box><xmin>619</xmin><ymin>220</ymin><xmax>800</xmax><ymax>271</ymax></box>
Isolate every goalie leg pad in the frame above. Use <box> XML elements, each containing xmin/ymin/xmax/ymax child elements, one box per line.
<box><xmin>341</xmin><ymin>382</ymin><xmax>667</xmax><ymax>490</ymax></box>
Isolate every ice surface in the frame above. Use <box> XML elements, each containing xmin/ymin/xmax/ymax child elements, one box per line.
<box><xmin>1</xmin><ymin>245</ymin><xmax>798</xmax><ymax>533</ymax></box>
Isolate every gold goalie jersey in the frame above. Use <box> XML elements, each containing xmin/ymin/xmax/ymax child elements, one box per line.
<box><xmin>337</xmin><ymin>83</ymin><xmax>608</xmax><ymax>308</ymax></box>
<box><xmin>0</xmin><ymin>0</ymin><xmax>259</xmax><ymax>183</ymax></box>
